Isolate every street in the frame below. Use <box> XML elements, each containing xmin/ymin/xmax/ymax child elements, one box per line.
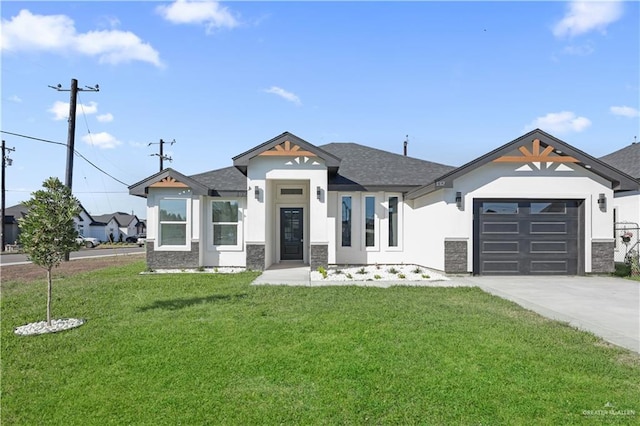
<box><xmin>0</xmin><ymin>246</ymin><xmax>145</xmax><ymax>266</ymax></box>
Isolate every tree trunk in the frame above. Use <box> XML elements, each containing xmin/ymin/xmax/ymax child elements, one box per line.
<box><xmin>47</xmin><ymin>267</ymin><xmax>52</xmax><ymax>327</ymax></box>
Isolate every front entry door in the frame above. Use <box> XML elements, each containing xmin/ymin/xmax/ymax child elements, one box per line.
<box><xmin>280</xmin><ymin>208</ymin><xmax>303</xmax><ymax>260</ymax></box>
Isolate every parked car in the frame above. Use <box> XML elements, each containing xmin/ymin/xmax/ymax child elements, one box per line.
<box><xmin>76</xmin><ymin>236</ymin><xmax>100</xmax><ymax>248</ymax></box>
<box><xmin>136</xmin><ymin>234</ymin><xmax>147</xmax><ymax>247</ymax></box>
<box><xmin>125</xmin><ymin>234</ymin><xmax>144</xmax><ymax>243</ymax></box>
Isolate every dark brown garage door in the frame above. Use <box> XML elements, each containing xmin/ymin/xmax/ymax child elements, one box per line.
<box><xmin>473</xmin><ymin>200</ymin><xmax>582</xmax><ymax>275</ymax></box>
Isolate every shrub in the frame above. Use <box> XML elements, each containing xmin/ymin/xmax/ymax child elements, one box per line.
<box><xmin>398</xmin><ymin>274</ymin><xmax>406</xmax><ymax>279</ymax></box>
<box><xmin>356</xmin><ymin>267</ymin><xmax>367</xmax><ymax>275</ymax></box>
<box><xmin>374</xmin><ymin>274</ymin><xmax>382</xmax><ymax>280</ymax></box>
<box><xmin>388</xmin><ymin>267</ymin><xmax>399</xmax><ymax>274</ymax></box>
<box><xmin>422</xmin><ymin>274</ymin><xmax>431</xmax><ymax>279</ymax></box>
<box><xmin>413</xmin><ymin>267</ymin><xmax>422</xmax><ymax>274</ymax></box>
<box><xmin>317</xmin><ymin>266</ymin><xmax>328</xmax><ymax>279</ymax></box>
<box><xmin>346</xmin><ymin>273</ymin><xmax>353</xmax><ymax>279</ymax></box>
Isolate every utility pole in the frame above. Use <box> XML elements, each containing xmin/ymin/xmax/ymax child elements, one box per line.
<box><xmin>1</xmin><ymin>140</ymin><xmax>16</xmax><ymax>252</ymax></box>
<box><xmin>49</xmin><ymin>79</ymin><xmax>99</xmax><ymax>190</ymax></box>
<box><xmin>149</xmin><ymin>139</ymin><xmax>175</xmax><ymax>172</ymax></box>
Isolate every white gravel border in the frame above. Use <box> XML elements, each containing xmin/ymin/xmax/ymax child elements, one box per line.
<box><xmin>14</xmin><ymin>318</ymin><xmax>86</xmax><ymax>336</ymax></box>
<box><xmin>311</xmin><ymin>264</ymin><xmax>449</xmax><ymax>282</ymax></box>
<box><xmin>142</xmin><ymin>267</ymin><xmax>246</xmax><ymax>274</ymax></box>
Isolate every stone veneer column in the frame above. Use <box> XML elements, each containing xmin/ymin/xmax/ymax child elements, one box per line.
<box><xmin>246</xmin><ymin>243</ymin><xmax>265</xmax><ymax>271</ymax></box>
<box><xmin>591</xmin><ymin>239</ymin><xmax>614</xmax><ymax>274</ymax></box>
<box><xmin>444</xmin><ymin>238</ymin><xmax>468</xmax><ymax>274</ymax></box>
<box><xmin>310</xmin><ymin>244</ymin><xmax>328</xmax><ymax>270</ymax></box>
<box><xmin>146</xmin><ymin>241</ymin><xmax>199</xmax><ymax>270</ymax></box>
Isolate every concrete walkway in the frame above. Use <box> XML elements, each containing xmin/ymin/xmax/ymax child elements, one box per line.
<box><xmin>252</xmin><ymin>262</ymin><xmax>311</xmax><ymax>286</ymax></box>
<box><xmin>458</xmin><ymin>275</ymin><xmax>640</xmax><ymax>353</ymax></box>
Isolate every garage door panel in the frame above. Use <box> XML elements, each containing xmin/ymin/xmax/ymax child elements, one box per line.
<box><xmin>482</xmin><ymin>241</ymin><xmax>519</xmax><ymax>253</ymax></box>
<box><xmin>475</xmin><ymin>200</ymin><xmax>580</xmax><ymax>275</ymax></box>
<box><xmin>530</xmin><ymin>222</ymin><xmax>567</xmax><ymax>234</ymax></box>
<box><xmin>482</xmin><ymin>222</ymin><xmax>519</xmax><ymax>234</ymax></box>
<box><xmin>530</xmin><ymin>241</ymin><xmax>567</xmax><ymax>253</ymax></box>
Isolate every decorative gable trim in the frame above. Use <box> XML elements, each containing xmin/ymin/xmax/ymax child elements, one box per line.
<box><xmin>493</xmin><ymin>139</ymin><xmax>579</xmax><ymax>163</ymax></box>
<box><xmin>232</xmin><ymin>131</ymin><xmax>341</xmax><ymax>175</ymax></box>
<box><xmin>258</xmin><ymin>140</ymin><xmax>317</xmax><ymax>157</ymax></box>
<box><xmin>129</xmin><ymin>168</ymin><xmax>209</xmax><ymax>198</ymax></box>
<box><xmin>150</xmin><ymin>176</ymin><xmax>189</xmax><ymax>188</ymax></box>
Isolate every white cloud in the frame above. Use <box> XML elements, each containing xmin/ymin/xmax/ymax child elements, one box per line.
<box><xmin>264</xmin><ymin>86</ymin><xmax>302</xmax><ymax>106</ymax></box>
<box><xmin>81</xmin><ymin>132</ymin><xmax>122</xmax><ymax>149</ymax></box>
<box><xmin>157</xmin><ymin>0</ymin><xmax>239</xmax><ymax>33</ymax></box>
<box><xmin>1</xmin><ymin>9</ymin><xmax>162</xmax><ymax>67</ymax></box>
<box><xmin>553</xmin><ymin>1</ymin><xmax>623</xmax><ymax>38</ymax></box>
<box><xmin>525</xmin><ymin>111</ymin><xmax>592</xmax><ymax>133</ymax></box>
<box><xmin>49</xmin><ymin>101</ymin><xmax>98</xmax><ymax>120</ymax></box>
<box><xmin>97</xmin><ymin>113</ymin><xmax>114</xmax><ymax>123</ymax></box>
<box><xmin>610</xmin><ymin>105</ymin><xmax>640</xmax><ymax>118</ymax></box>
<box><xmin>8</xmin><ymin>95</ymin><xmax>22</xmax><ymax>103</ymax></box>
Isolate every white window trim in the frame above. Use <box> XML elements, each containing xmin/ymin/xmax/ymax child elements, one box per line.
<box><xmin>210</xmin><ymin>198</ymin><xmax>244</xmax><ymax>251</ymax></box>
<box><xmin>362</xmin><ymin>194</ymin><xmax>379</xmax><ymax>251</ymax></box>
<box><xmin>157</xmin><ymin>197</ymin><xmax>191</xmax><ymax>251</ymax></box>
<box><xmin>385</xmin><ymin>193</ymin><xmax>403</xmax><ymax>251</ymax></box>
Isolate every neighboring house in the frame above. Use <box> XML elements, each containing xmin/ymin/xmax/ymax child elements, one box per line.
<box><xmin>129</xmin><ymin>129</ymin><xmax>639</xmax><ymax>275</ymax></box>
<box><xmin>92</xmin><ymin>212</ymin><xmax>145</xmax><ymax>242</ymax></box>
<box><xmin>3</xmin><ymin>203</ymin><xmax>28</xmax><ymax>246</ymax></box>
<box><xmin>600</xmin><ymin>141</ymin><xmax>640</xmax><ymax>261</ymax></box>
<box><xmin>3</xmin><ymin>203</ymin><xmax>103</xmax><ymax>246</ymax></box>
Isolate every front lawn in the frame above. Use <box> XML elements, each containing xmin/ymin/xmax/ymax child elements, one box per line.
<box><xmin>2</xmin><ymin>261</ymin><xmax>639</xmax><ymax>424</ymax></box>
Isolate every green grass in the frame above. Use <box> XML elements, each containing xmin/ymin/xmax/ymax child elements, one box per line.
<box><xmin>2</xmin><ymin>261</ymin><xmax>639</xmax><ymax>424</ymax></box>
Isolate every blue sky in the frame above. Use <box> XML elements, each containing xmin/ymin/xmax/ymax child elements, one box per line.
<box><xmin>2</xmin><ymin>1</ymin><xmax>638</xmax><ymax>218</ymax></box>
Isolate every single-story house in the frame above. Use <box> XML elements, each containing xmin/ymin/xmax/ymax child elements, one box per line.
<box><xmin>91</xmin><ymin>212</ymin><xmax>145</xmax><ymax>242</ymax></box>
<box><xmin>129</xmin><ymin>129</ymin><xmax>639</xmax><ymax>275</ymax></box>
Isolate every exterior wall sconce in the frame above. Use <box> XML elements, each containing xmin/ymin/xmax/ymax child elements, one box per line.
<box><xmin>254</xmin><ymin>186</ymin><xmax>260</xmax><ymax>200</ymax></box>
<box><xmin>597</xmin><ymin>193</ymin><xmax>606</xmax><ymax>212</ymax></box>
<box><xmin>455</xmin><ymin>191</ymin><xmax>463</xmax><ymax>209</ymax></box>
<box><xmin>316</xmin><ymin>186</ymin><xmax>322</xmax><ymax>201</ymax></box>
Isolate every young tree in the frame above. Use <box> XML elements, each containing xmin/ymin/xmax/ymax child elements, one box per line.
<box><xmin>18</xmin><ymin>177</ymin><xmax>81</xmax><ymax>326</ymax></box>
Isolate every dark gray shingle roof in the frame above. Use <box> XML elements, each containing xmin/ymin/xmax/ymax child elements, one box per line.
<box><xmin>320</xmin><ymin>143</ymin><xmax>455</xmax><ymax>190</ymax></box>
<box><xmin>600</xmin><ymin>143</ymin><xmax>640</xmax><ymax>179</ymax></box>
<box><xmin>189</xmin><ymin>166</ymin><xmax>247</xmax><ymax>195</ymax></box>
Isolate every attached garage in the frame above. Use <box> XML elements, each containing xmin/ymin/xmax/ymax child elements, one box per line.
<box><xmin>473</xmin><ymin>199</ymin><xmax>583</xmax><ymax>275</ymax></box>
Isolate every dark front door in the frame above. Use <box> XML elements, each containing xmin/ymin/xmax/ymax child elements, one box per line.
<box><xmin>280</xmin><ymin>208</ymin><xmax>303</xmax><ymax>260</ymax></box>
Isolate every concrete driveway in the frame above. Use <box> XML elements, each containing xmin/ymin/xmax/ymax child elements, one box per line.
<box><xmin>459</xmin><ymin>275</ymin><xmax>639</xmax><ymax>353</ymax></box>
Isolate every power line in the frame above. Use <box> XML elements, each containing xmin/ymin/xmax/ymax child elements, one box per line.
<box><xmin>0</xmin><ymin>130</ymin><xmax>130</xmax><ymax>186</ymax></box>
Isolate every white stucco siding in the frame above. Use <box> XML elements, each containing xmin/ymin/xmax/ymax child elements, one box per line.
<box><xmin>614</xmin><ymin>191</ymin><xmax>640</xmax><ymax>225</ymax></box>
<box><xmin>328</xmin><ymin>191</ymin><xmax>416</xmax><ymax>266</ymax></box>
<box><xmin>412</xmin><ymin>161</ymin><xmax>617</xmax><ymax>273</ymax></box>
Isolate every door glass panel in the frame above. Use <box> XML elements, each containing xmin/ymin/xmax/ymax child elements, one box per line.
<box><xmin>531</xmin><ymin>202</ymin><xmax>566</xmax><ymax>214</ymax></box>
<box><xmin>482</xmin><ymin>202</ymin><xmax>518</xmax><ymax>214</ymax></box>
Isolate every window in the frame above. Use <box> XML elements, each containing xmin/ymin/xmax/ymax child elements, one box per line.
<box><xmin>388</xmin><ymin>196</ymin><xmax>398</xmax><ymax>247</ymax></box>
<box><xmin>531</xmin><ymin>202</ymin><xmax>566</xmax><ymax>214</ymax></box>
<box><xmin>280</xmin><ymin>188</ymin><xmax>303</xmax><ymax>196</ymax></box>
<box><xmin>212</xmin><ymin>200</ymin><xmax>239</xmax><ymax>246</ymax></box>
<box><xmin>159</xmin><ymin>199</ymin><xmax>187</xmax><ymax>246</ymax></box>
<box><xmin>364</xmin><ymin>196</ymin><xmax>376</xmax><ymax>248</ymax></box>
<box><xmin>482</xmin><ymin>202</ymin><xmax>518</xmax><ymax>214</ymax></box>
<box><xmin>341</xmin><ymin>196</ymin><xmax>352</xmax><ymax>247</ymax></box>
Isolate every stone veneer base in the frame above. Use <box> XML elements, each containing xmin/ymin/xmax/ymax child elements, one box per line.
<box><xmin>146</xmin><ymin>241</ymin><xmax>199</xmax><ymax>270</ymax></box>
